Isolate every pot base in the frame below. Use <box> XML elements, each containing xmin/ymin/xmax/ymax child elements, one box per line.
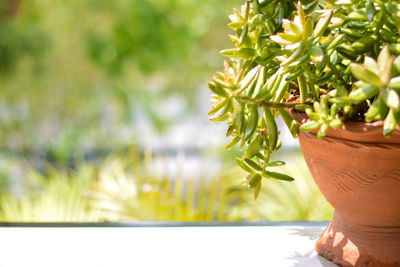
<box><xmin>317</xmin><ymin>213</ymin><xmax>400</xmax><ymax>267</ymax></box>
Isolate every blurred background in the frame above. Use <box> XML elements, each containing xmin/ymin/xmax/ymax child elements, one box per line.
<box><xmin>0</xmin><ymin>0</ymin><xmax>332</xmax><ymax>222</ymax></box>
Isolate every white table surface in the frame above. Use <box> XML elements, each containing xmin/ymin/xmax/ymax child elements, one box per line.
<box><xmin>0</xmin><ymin>225</ymin><xmax>339</xmax><ymax>267</ymax></box>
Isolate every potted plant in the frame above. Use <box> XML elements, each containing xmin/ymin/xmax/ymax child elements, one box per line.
<box><xmin>208</xmin><ymin>0</ymin><xmax>400</xmax><ymax>266</ymax></box>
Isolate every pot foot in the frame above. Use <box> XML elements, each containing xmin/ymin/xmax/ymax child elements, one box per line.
<box><xmin>316</xmin><ymin>214</ymin><xmax>400</xmax><ymax>267</ymax></box>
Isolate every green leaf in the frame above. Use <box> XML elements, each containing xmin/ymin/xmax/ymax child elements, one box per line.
<box><xmin>320</xmin><ymin>95</ymin><xmax>329</xmax><ymax>117</ymax></box>
<box><xmin>363</xmin><ymin>57</ymin><xmax>379</xmax><ymax>74</ymax></box>
<box><xmin>300</xmin><ymin>121</ymin><xmax>321</xmax><ymax>131</ymax></box>
<box><xmin>279</xmin><ymin>108</ymin><xmax>300</xmax><ymax>138</ymax></box>
<box><xmin>393</xmin><ymin>56</ymin><xmax>400</xmax><ymax>74</ymax></box>
<box><xmin>298</xmin><ymin>74</ymin><xmax>307</xmax><ymax>103</ymax></box>
<box><xmin>347</xmin><ymin>11</ymin><xmax>367</xmax><ymax>20</ymax></box>
<box><xmin>348</xmin><ymin>85</ymin><xmax>379</xmax><ymax>103</ymax></box>
<box><xmin>282</xmin><ymin>19</ymin><xmax>301</xmax><ymax>36</ymax></box>
<box><xmin>383</xmin><ymin>109</ymin><xmax>397</xmax><ymax>138</ymax></box>
<box><xmin>239</xmin><ymin>25</ymin><xmax>249</xmax><ymax>46</ymax></box>
<box><xmin>337</xmin><ymin>45</ymin><xmax>357</xmax><ymax>60</ymax></box>
<box><xmin>264</xmin><ymin>107</ymin><xmax>278</xmax><ymax>150</ymax></box>
<box><xmin>386</xmin><ymin>89</ymin><xmax>400</xmax><ymax>112</ymax></box>
<box><xmin>366</xmin><ymin>1</ymin><xmax>375</xmax><ymax>22</ymax></box>
<box><xmin>270</xmin><ymin>35</ymin><xmax>294</xmax><ymax>45</ymax></box>
<box><xmin>317</xmin><ymin>123</ymin><xmax>329</xmax><ymax>139</ymax></box>
<box><xmin>326</xmin><ymin>34</ymin><xmax>344</xmax><ymax>50</ymax></box>
<box><xmin>240</xmin><ymin>66</ymin><xmax>260</xmax><ymax>91</ymax></box>
<box><xmin>226</xmin><ymin>125</ymin><xmax>234</xmax><ymax>137</ymax></box>
<box><xmin>235</xmin><ymin>157</ymin><xmax>253</xmax><ymax>173</ymax></box>
<box><xmin>255</xmin><ymin>72</ymin><xmax>277</xmax><ymax>100</ymax></box>
<box><xmin>220</xmin><ymin>48</ymin><xmax>256</xmax><ymax>59</ymax></box>
<box><xmin>266</xmin><ymin>161</ymin><xmax>286</xmax><ymax>167</ymax></box>
<box><xmin>308</xmin><ymin>113</ymin><xmax>321</xmax><ymax>121</ymax></box>
<box><xmin>309</xmin><ymin>46</ymin><xmax>324</xmax><ymax>63</ymax></box>
<box><xmin>208</xmin><ymin>98</ymin><xmax>229</xmax><ymax>115</ymax></box>
<box><xmin>378</xmin><ymin>46</ymin><xmax>391</xmax><ymax>74</ymax></box>
<box><xmin>273</xmin><ymin>80</ymin><xmax>289</xmax><ymax>103</ymax></box>
<box><xmin>208</xmin><ymin>82</ymin><xmax>229</xmax><ymax>97</ymax></box>
<box><xmin>252</xmin><ymin>66</ymin><xmax>266</xmax><ymax>98</ymax></box>
<box><xmin>329</xmin><ymin>119</ymin><xmax>342</xmax><ymax>129</ymax></box>
<box><xmin>225</xmin><ymin>135</ymin><xmax>241</xmax><ymax>150</ymax></box>
<box><xmin>253</xmin><ymin>182</ymin><xmax>262</xmax><ymax>200</ymax></box>
<box><xmin>281</xmin><ymin>44</ymin><xmax>305</xmax><ymax>66</ymax></box>
<box><xmin>313</xmin><ymin>10</ymin><xmax>333</xmax><ymax>38</ymax></box>
<box><xmin>248</xmin><ymin>173</ymin><xmax>262</xmax><ymax>189</ymax></box>
<box><xmin>303</xmin><ymin>17</ymin><xmax>313</xmax><ymax>39</ymax></box>
<box><xmin>350</xmin><ymin>63</ymin><xmax>384</xmax><ymax>87</ymax></box>
<box><xmin>245</xmin><ymin>135</ymin><xmax>263</xmax><ymax>158</ymax></box>
<box><xmin>210</xmin><ymin>99</ymin><xmax>232</xmax><ymax>122</ymax></box>
<box><xmin>365</xmin><ymin>96</ymin><xmax>388</xmax><ymax>122</ymax></box>
<box><xmin>381</xmin><ymin>57</ymin><xmax>394</xmax><ymax>84</ymax></box>
<box><xmin>264</xmin><ymin>171</ymin><xmax>294</xmax><ymax>181</ymax></box>
<box><xmin>313</xmin><ymin>101</ymin><xmax>322</xmax><ymax>114</ymax></box>
<box><xmin>352</xmin><ymin>36</ymin><xmax>375</xmax><ymax>52</ymax></box>
<box><xmin>244</xmin><ymin>158</ymin><xmax>263</xmax><ymax>171</ymax></box>
<box><xmin>245</xmin><ymin>106</ymin><xmax>259</xmax><ymax>140</ymax></box>
<box><xmin>389</xmin><ymin>77</ymin><xmax>400</xmax><ymax>90</ymax></box>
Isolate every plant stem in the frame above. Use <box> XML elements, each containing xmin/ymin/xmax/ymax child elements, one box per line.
<box><xmin>238</xmin><ymin>96</ymin><xmax>313</xmax><ymax>109</ymax></box>
<box><xmin>297</xmin><ymin>74</ymin><xmax>307</xmax><ymax>103</ymax></box>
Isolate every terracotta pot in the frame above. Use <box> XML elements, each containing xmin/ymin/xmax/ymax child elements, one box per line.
<box><xmin>292</xmin><ymin>110</ymin><xmax>400</xmax><ymax>267</ymax></box>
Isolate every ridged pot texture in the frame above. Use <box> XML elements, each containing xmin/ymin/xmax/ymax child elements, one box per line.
<box><xmin>292</xmin><ymin>110</ymin><xmax>400</xmax><ymax>266</ymax></box>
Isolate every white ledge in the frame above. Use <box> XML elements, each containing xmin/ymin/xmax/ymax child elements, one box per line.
<box><xmin>0</xmin><ymin>225</ymin><xmax>338</xmax><ymax>267</ymax></box>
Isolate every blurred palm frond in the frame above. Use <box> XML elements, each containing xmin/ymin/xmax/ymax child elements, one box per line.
<box><xmin>0</xmin><ymin>163</ymin><xmax>100</xmax><ymax>222</ymax></box>
<box><xmin>92</xmin><ymin>150</ymin><xmax>236</xmax><ymax>222</ymax></box>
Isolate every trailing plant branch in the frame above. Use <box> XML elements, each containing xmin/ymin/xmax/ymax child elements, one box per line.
<box><xmin>237</xmin><ymin>96</ymin><xmax>313</xmax><ymax>109</ymax></box>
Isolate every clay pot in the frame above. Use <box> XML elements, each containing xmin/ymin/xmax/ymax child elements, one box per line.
<box><xmin>292</xmin><ymin>111</ymin><xmax>400</xmax><ymax>267</ymax></box>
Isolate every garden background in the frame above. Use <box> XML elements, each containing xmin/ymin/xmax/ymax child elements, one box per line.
<box><xmin>0</xmin><ymin>0</ymin><xmax>333</xmax><ymax>222</ymax></box>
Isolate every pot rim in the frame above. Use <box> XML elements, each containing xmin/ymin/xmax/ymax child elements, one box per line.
<box><xmin>289</xmin><ymin>109</ymin><xmax>400</xmax><ymax>144</ymax></box>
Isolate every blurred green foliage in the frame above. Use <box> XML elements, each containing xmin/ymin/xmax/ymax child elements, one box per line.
<box><xmin>0</xmin><ymin>0</ymin><xmax>241</xmax><ymax>159</ymax></box>
<box><xmin>0</xmin><ymin>150</ymin><xmax>332</xmax><ymax>222</ymax></box>
<box><xmin>0</xmin><ymin>0</ymin><xmax>333</xmax><ymax>222</ymax></box>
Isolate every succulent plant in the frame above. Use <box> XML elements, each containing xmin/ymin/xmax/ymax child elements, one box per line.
<box><xmin>208</xmin><ymin>0</ymin><xmax>400</xmax><ymax>199</ymax></box>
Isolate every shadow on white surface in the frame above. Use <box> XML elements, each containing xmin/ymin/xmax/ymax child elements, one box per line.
<box><xmin>288</xmin><ymin>250</ymin><xmax>339</xmax><ymax>267</ymax></box>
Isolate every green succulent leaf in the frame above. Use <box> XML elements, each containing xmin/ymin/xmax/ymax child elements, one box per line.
<box><xmin>225</xmin><ymin>135</ymin><xmax>241</xmax><ymax>150</ymax></box>
<box><xmin>386</xmin><ymin>90</ymin><xmax>400</xmax><ymax>112</ymax></box>
<box><xmin>282</xmin><ymin>19</ymin><xmax>301</xmax><ymax>36</ymax></box>
<box><xmin>389</xmin><ymin>77</ymin><xmax>400</xmax><ymax>90</ymax></box>
<box><xmin>309</xmin><ymin>46</ymin><xmax>324</xmax><ymax>63</ymax></box>
<box><xmin>313</xmin><ymin>10</ymin><xmax>333</xmax><ymax>39</ymax></box>
<box><xmin>363</xmin><ymin>57</ymin><xmax>379</xmax><ymax>74</ymax></box>
<box><xmin>264</xmin><ymin>107</ymin><xmax>278</xmax><ymax>150</ymax></box>
<box><xmin>383</xmin><ymin>109</ymin><xmax>397</xmax><ymax>138</ymax></box>
<box><xmin>244</xmin><ymin>158</ymin><xmax>263</xmax><ymax>172</ymax></box>
<box><xmin>248</xmin><ymin>173</ymin><xmax>262</xmax><ymax>189</ymax></box>
<box><xmin>365</xmin><ymin>96</ymin><xmax>388</xmax><ymax>122</ymax></box>
<box><xmin>208</xmin><ymin>82</ymin><xmax>229</xmax><ymax>97</ymax></box>
<box><xmin>300</xmin><ymin>121</ymin><xmax>321</xmax><ymax>131</ymax></box>
<box><xmin>266</xmin><ymin>161</ymin><xmax>286</xmax><ymax>167</ymax></box>
<box><xmin>264</xmin><ymin>171</ymin><xmax>294</xmax><ymax>182</ymax></box>
<box><xmin>235</xmin><ymin>157</ymin><xmax>254</xmax><ymax>173</ymax></box>
<box><xmin>348</xmin><ymin>85</ymin><xmax>379</xmax><ymax>103</ymax></box>
<box><xmin>220</xmin><ymin>48</ymin><xmax>256</xmax><ymax>59</ymax></box>
<box><xmin>245</xmin><ymin>106</ymin><xmax>259</xmax><ymax>140</ymax></box>
<box><xmin>245</xmin><ymin>135</ymin><xmax>263</xmax><ymax>158</ymax></box>
<box><xmin>253</xmin><ymin>182</ymin><xmax>262</xmax><ymax>200</ymax></box>
<box><xmin>279</xmin><ymin>108</ymin><xmax>299</xmax><ymax>138</ymax></box>
<box><xmin>350</xmin><ymin>63</ymin><xmax>384</xmax><ymax>87</ymax></box>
